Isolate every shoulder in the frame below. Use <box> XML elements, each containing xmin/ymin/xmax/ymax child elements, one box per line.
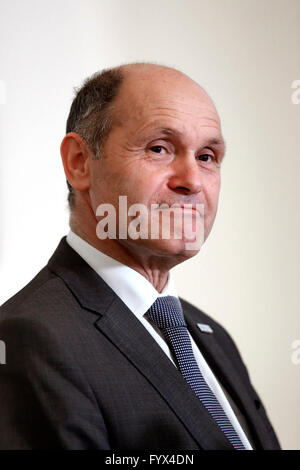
<box><xmin>0</xmin><ymin>265</ymin><xmax>98</xmax><ymax>401</ymax></box>
<box><xmin>0</xmin><ymin>266</ymin><xmax>89</xmax><ymax>364</ymax></box>
<box><xmin>1</xmin><ymin>266</ymin><xmax>67</xmax><ymax>317</ymax></box>
<box><xmin>0</xmin><ymin>262</ymin><xmax>88</xmax><ymax>325</ymax></box>
<box><xmin>0</xmin><ymin>267</ymin><xmax>108</xmax><ymax>449</ymax></box>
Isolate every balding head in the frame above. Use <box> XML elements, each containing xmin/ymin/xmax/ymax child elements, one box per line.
<box><xmin>115</xmin><ymin>62</ymin><xmax>217</xmax><ymax>123</ymax></box>
<box><xmin>120</xmin><ymin>62</ymin><xmax>208</xmax><ymax>94</ymax></box>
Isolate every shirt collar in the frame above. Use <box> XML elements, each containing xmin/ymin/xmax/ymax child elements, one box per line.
<box><xmin>66</xmin><ymin>230</ymin><xmax>178</xmax><ymax>316</ymax></box>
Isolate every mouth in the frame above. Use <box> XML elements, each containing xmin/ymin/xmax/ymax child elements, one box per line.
<box><xmin>152</xmin><ymin>202</ymin><xmax>204</xmax><ymax>217</ymax></box>
<box><xmin>180</xmin><ymin>204</ymin><xmax>197</xmax><ymax>212</ymax></box>
<box><xmin>174</xmin><ymin>203</ymin><xmax>203</xmax><ymax>216</ymax></box>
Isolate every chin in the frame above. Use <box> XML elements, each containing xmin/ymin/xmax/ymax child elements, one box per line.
<box><xmin>132</xmin><ymin>237</ymin><xmax>202</xmax><ymax>259</ymax></box>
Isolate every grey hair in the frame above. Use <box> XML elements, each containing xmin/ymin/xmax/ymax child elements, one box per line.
<box><xmin>65</xmin><ymin>66</ymin><xmax>124</xmax><ymax>209</ymax></box>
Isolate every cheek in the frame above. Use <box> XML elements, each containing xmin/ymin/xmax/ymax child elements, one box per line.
<box><xmin>118</xmin><ymin>163</ymin><xmax>163</xmax><ymax>204</ymax></box>
<box><xmin>203</xmin><ymin>175</ymin><xmax>221</xmax><ymax>225</ymax></box>
<box><xmin>127</xmin><ymin>177</ymin><xmax>158</xmax><ymax>207</ymax></box>
<box><xmin>206</xmin><ymin>173</ymin><xmax>220</xmax><ymax>201</ymax></box>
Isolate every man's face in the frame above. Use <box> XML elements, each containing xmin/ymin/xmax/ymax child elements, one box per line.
<box><xmin>88</xmin><ymin>67</ymin><xmax>225</xmax><ymax>259</ymax></box>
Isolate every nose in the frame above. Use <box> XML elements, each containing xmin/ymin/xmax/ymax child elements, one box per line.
<box><xmin>167</xmin><ymin>154</ymin><xmax>202</xmax><ymax>196</ymax></box>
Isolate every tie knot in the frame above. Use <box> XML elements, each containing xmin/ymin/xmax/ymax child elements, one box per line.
<box><xmin>146</xmin><ymin>296</ymin><xmax>185</xmax><ymax>329</ymax></box>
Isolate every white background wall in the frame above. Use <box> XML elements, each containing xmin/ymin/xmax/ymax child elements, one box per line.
<box><xmin>0</xmin><ymin>0</ymin><xmax>299</xmax><ymax>449</ymax></box>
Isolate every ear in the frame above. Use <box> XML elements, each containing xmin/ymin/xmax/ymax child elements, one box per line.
<box><xmin>60</xmin><ymin>132</ymin><xmax>92</xmax><ymax>192</ymax></box>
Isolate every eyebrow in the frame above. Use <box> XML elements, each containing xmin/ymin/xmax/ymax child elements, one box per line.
<box><xmin>158</xmin><ymin>127</ymin><xmax>226</xmax><ymax>155</ymax></box>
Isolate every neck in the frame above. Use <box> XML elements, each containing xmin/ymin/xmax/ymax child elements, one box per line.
<box><xmin>69</xmin><ymin>212</ymin><xmax>175</xmax><ymax>293</ymax></box>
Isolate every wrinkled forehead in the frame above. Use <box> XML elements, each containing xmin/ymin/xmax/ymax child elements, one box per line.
<box><xmin>112</xmin><ymin>66</ymin><xmax>221</xmax><ymax>129</ymax></box>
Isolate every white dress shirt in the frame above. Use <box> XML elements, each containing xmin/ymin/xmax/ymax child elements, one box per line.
<box><xmin>66</xmin><ymin>230</ymin><xmax>252</xmax><ymax>449</ymax></box>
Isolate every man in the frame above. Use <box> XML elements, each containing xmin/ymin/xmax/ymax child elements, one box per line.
<box><xmin>0</xmin><ymin>63</ymin><xmax>280</xmax><ymax>450</ymax></box>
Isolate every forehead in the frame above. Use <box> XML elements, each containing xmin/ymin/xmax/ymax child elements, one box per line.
<box><xmin>112</xmin><ymin>67</ymin><xmax>222</xmax><ymax>138</ymax></box>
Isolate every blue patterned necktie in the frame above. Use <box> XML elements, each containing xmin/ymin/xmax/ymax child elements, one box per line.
<box><xmin>146</xmin><ymin>296</ymin><xmax>245</xmax><ymax>450</ymax></box>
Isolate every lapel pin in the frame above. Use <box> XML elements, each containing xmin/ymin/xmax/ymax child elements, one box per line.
<box><xmin>197</xmin><ymin>323</ymin><xmax>213</xmax><ymax>334</ymax></box>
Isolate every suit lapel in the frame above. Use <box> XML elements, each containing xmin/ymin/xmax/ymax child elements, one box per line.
<box><xmin>183</xmin><ymin>302</ymin><xmax>274</xmax><ymax>449</ymax></box>
<box><xmin>94</xmin><ymin>295</ymin><xmax>234</xmax><ymax>450</ymax></box>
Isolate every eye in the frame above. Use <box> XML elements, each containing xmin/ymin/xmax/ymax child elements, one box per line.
<box><xmin>150</xmin><ymin>145</ymin><xmax>167</xmax><ymax>154</ymax></box>
<box><xmin>197</xmin><ymin>153</ymin><xmax>213</xmax><ymax>163</ymax></box>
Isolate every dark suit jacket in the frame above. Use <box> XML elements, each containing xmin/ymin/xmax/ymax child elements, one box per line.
<box><xmin>0</xmin><ymin>237</ymin><xmax>280</xmax><ymax>450</ymax></box>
